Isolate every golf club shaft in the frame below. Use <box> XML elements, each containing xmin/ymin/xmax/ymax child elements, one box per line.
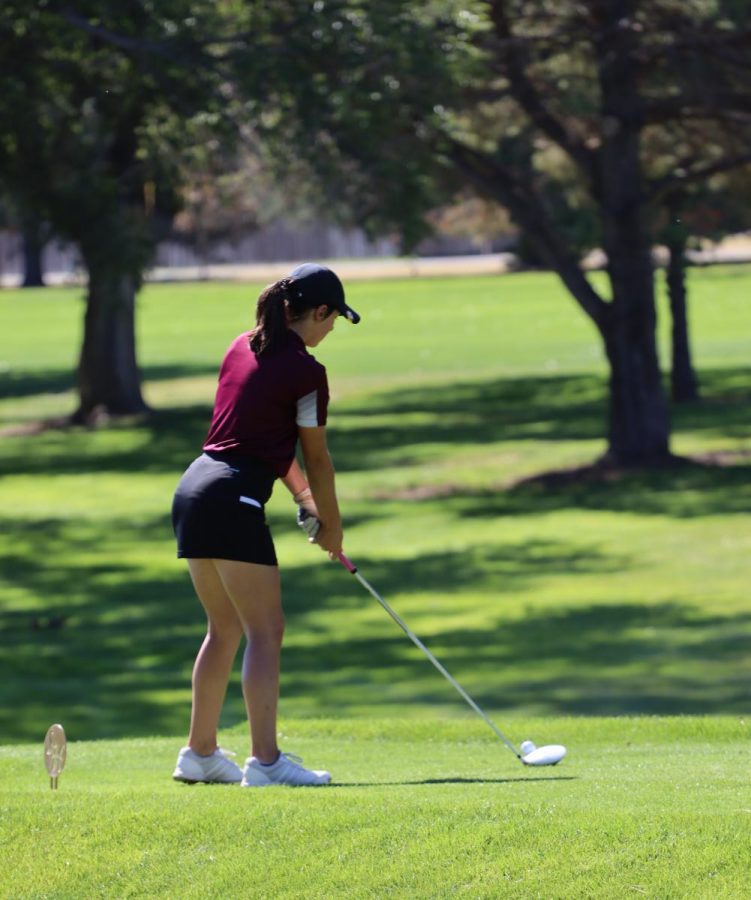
<box><xmin>337</xmin><ymin>552</ymin><xmax>521</xmax><ymax>759</ymax></box>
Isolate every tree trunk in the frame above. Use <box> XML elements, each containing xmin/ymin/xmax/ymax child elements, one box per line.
<box><xmin>591</xmin><ymin>1</ymin><xmax>671</xmax><ymax>465</ymax></box>
<box><xmin>597</xmin><ymin>256</ymin><xmax>672</xmax><ymax>467</ymax></box>
<box><xmin>665</xmin><ymin>226</ymin><xmax>700</xmax><ymax>403</ymax></box>
<box><xmin>74</xmin><ymin>261</ymin><xmax>149</xmax><ymax>422</ymax></box>
<box><xmin>592</xmin><ymin>202</ymin><xmax>671</xmax><ymax>464</ymax></box>
<box><xmin>593</xmin><ymin>227</ymin><xmax>672</xmax><ymax>464</ymax></box>
<box><xmin>21</xmin><ymin>219</ymin><xmax>46</xmax><ymax>288</ymax></box>
<box><xmin>601</xmin><ymin>316</ymin><xmax>670</xmax><ymax>465</ymax></box>
<box><xmin>452</xmin><ymin>138</ymin><xmax>670</xmax><ymax>465</ymax></box>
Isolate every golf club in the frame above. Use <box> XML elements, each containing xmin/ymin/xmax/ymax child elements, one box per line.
<box><xmin>337</xmin><ymin>552</ymin><xmax>566</xmax><ymax>768</ymax></box>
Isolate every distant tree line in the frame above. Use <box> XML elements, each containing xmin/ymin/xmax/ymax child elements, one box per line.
<box><xmin>1</xmin><ymin>1</ymin><xmax>749</xmax><ymax>463</ymax></box>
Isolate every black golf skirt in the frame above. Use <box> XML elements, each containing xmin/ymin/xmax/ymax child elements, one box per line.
<box><xmin>172</xmin><ymin>452</ymin><xmax>278</xmax><ymax>565</ymax></box>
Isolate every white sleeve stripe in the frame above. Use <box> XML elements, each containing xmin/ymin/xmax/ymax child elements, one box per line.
<box><xmin>296</xmin><ymin>390</ymin><xmax>320</xmax><ymax>427</ymax></box>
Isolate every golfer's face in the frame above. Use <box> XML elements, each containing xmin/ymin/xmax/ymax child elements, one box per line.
<box><xmin>307</xmin><ymin>308</ymin><xmax>339</xmax><ymax>347</ymax></box>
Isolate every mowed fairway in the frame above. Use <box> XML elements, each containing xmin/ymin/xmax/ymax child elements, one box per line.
<box><xmin>1</xmin><ymin>266</ymin><xmax>750</xmax><ymax>897</ymax></box>
<box><xmin>2</xmin><ymin>718</ymin><xmax>750</xmax><ymax>898</ymax></box>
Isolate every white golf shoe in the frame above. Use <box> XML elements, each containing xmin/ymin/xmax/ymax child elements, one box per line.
<box><xmin>172</xmin><ymin>746</ymin><xmax>243</xmax><ymax>784</ymax></box>
<box><xmin>241</xmin><ymin>751</ymin><xmax>331</xmax><ymax>787</ymax></box>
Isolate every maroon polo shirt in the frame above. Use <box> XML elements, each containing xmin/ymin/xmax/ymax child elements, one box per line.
<box><xmin>203</xmin><ymin>330</ymin><xmax>329</xmax><ymax>477</ymax></box>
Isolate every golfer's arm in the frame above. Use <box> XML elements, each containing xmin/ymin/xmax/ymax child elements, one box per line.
<box><xmin>297</xmin><ymin>426</ymin><xmax>341</xmax><ymax>529</ymax></box>
<box><xmin>281</xmin><ymin>458</ymin><xmax>309</xmax><ymax>500</ymax></box>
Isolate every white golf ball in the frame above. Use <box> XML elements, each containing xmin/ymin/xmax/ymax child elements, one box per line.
<box><xmin>520</xmin><ymin>740</ymin><xmax>536</xmax><ymax>755</ymax></box>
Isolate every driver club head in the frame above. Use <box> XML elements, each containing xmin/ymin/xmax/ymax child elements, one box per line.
<box><xmin>520</xmin><ymin>744</ymin><xmax>567</xmax><ymax>767</ymax></box>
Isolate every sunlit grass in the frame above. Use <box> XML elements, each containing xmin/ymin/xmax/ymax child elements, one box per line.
<box><xmin>1</xmin><ymin>717</ymin><xmax>750</xmax><ymax>899</ymax></box>
<box><xmin>0</xmin><ymin>265</ymin><xmax>750</xmax><ymax>744</ymax></box>
<box><xmin>1</xmin><ymin>266</ymin><xmax>750</xmax><ymax>897</ymax></box>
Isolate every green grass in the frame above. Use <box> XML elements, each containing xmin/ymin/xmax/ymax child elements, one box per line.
<box><xmin>1</xmin><ymin>266</ymin><xmax>749</xmax><ymax>740</ymax></box>
<box><xmin>1</xmin><ymin>265</ymin><xmax>750</xmax><ymax>896</ymax></box>
<box><xmin>2</xmin><ymin>717</ymin><xmax>750</xmax><ymax>898</ymax></box>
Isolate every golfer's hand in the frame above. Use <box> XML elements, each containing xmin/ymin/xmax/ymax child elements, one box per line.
<box><xmin>314</xmin><ymin>522</ymin><xmax>343</xmax><ymax>558</ymax></box>
<box><xmin>297</xmin><ymin>506</ymin><xmax>321</xmax><ymax>539</ymax></box>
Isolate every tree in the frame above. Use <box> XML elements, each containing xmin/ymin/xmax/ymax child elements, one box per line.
<box><xmin>0</xmin><ymin>196</ymin><xmax>50</xmax><ymax>287</ymax></box>
<box><xmin>4</xmin><ymin>0</ymin><xmax>749</xmax><ymax>443</ymax></box>
<box><xmin>654</xmin><ymin>165</ymin><xmax>751</xmax><ymax>402</ymax></box>
<box><xmin>0</xmin><ymin>1</ymin><xmax>231</xmax><ymax>420</ymax></box>
<box><xmin>244</xmin><ymin>0</ymin><xmax>751</xmax><ymax>465</ymax></box>
<box><xmin>169</xmin><ymin>142</ymin><xmax>324</xmax><ymax>264</ymax></box>
<box><xmin>20</xmin><ymin>215</ymin><xmax>50</xmax><ymax>288</ymax></box>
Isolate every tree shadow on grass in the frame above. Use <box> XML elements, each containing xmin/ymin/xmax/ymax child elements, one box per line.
<box><xmin>278</xmin><ymin>596</ymin><xmax>751</xmax><ymax>721</ymax></box>
<box><xmin>0</xmin><ymin>404</ymin><xmax>211</xmax><ymax>476</ymax></box>
<box><xmin>2</xmin><ymin>517</ymin><xmax>750</xmax><ymax>741</ymax></box>
<box><xmin>327</xmin><ymin>372</ymin><xmax>609</xmax><ymax>472</ymax></box>
<box><xmin>328</xmin><ymin>365</ymin><xmax>750</xmax><ymax>470</ymax></box>
<box><xmin>446</xmin><ymin>458</ymin><xmax>751</xmax><ymax>520</ymax></box>
<box><xmin>1</xmin><ymin>365</ymin><xmax>749</xmax><ymax>741</ymax></box>
<box><xmin>2</xmin><ymin>366</ymin><xmax>748</xmax><ymax>501</ymax></box>
<box><xmin>283</xmin><ymin>548</ymin><xmax>751</xmax><ymax>719</ymax></box>
<box><xmin>280</xmin><ymin>540</ymin><xmax>631</xmax><ymax>619</ymax></box>
<box><xmin>0</xmin><ymin>369</ymin><xmax>604</xmax><ymax>476</ymax></box>
<box><xmin>326</xmin><ymin>366</ymin><xmax>750</xmax><ymax>519</ymax></box>
<box><xmin>0</xmin><ymin>363</ymin><xmax>218</xmax><ymax>403</ymax></box>
<box><xmin>0</xmin><ymin>368</ymin><xmax>77</xmax><ymax>401</ymax></box>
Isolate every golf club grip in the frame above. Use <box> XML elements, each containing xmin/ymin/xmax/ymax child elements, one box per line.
<box><xmin>337</xmin><ymin>552</ymin><xmax>358</xmax><ymax>574</ymax></box>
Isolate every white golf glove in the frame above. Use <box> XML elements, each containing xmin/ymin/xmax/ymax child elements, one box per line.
<box><xmin>297</xmin><ymin>506</ymin><xmax>321</xmax><ymax>540</ymax></box>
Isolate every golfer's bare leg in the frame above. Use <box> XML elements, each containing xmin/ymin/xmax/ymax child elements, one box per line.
<box><xmin>186</xmin><ymin>559</ymin><xmax>244</xmax><ymax>756</ymax></box>
<box><xmin>214</xmin><ymin>559</ymin><xmax>284</xmax><ymax>764</ymax></box>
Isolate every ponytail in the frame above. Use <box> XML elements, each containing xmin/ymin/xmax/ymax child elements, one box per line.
<box><xmin>249</xmin><ymin>276</ymin><xmax>335</xmax><ymax>356</ymax></box>
<box><xmin>249</xmin><ymin>279</ymin><xmax>292</xmax><ymax>356</ymax></box>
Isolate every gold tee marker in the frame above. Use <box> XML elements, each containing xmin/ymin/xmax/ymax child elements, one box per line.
<box><xmin>44</xmin><ymin>724</ymin><xmax>67</xmax><ymax>789</ymax></box>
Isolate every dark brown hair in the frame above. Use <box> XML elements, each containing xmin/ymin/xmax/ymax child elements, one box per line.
<box><xmin>249</xmin><ymin>278</ymin><xmax>335</xmax><ymax>356</ymax></box>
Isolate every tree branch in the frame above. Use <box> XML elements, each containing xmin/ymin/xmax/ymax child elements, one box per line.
<box><xmin>445</xmin><ymin>137</ymin><xmax>610</xmax><ymax>332</ymax></box>
<box><xmin>58</xmin><ymin>7</ymin><xmax>264</xmax><ymax>71</ymax></box>
<box><xmin>646</xmin><ymin>152</ymin><xmax>751</xmax><ymax>202</ymax></box>
<box><xmin>485</xmin><ymin>0</ymin><xmax>598</xmax><ymax>179</ymax></box>
<box><xmin>642</xmin><ymin>92</ymin><xmax>751</xmax><ymax>124</ymax></box>
<box><xmin>61</xmin><ymin>9</ymin><xmax>193</xmax><ymax>60</ymax></box>
<box><xmin>640</xmin><ymin>26</ymin><xmax>751</xmax><ymax>58</ymax></box>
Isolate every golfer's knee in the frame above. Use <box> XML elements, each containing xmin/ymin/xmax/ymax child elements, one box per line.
<box><xmin>208</xmin><ymin>621</ymin><xmax>243</xmax><ymax>648</ymax></box>
<box><xmin>246</xmin><ymin>617</ymin><xmax>285</xmax><ymax>648</ymax></box>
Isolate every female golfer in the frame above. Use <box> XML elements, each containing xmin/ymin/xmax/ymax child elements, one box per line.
<box><xmin>171</xmin><ymin>263</ymin><xmax>359</xmax><ymax>787</ymax></box>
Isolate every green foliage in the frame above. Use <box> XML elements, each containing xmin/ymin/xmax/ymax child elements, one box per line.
<box><xmin>245</xmin><ymin>2</ymin><xmax>751</xmax><ymax>265</ymax></box>
<box><xmin>0</xmin><ymin>1</ymin><xmax>231</xmax><ymax>278</ymax></box>
<box><xmin>232</xmin><ymin>0</ymin><xmax>483</xmax><ymax>248</ymax></box>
